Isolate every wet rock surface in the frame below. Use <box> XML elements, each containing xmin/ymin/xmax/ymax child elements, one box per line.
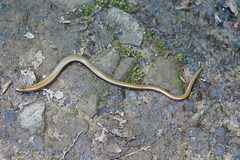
<box><xmin>18</xmin><ymin>101</ymin><xmax>46</xmax><ymax>134</ymax></box>
<box><xmin>114</xmin><ymin>57</ymin><xmax>137</xmax><ymax>81</ymax></box>
<box><xmin>0</xmin><ymin>0</ymin><xmax>239</xmax><ymax>159</ymax></box>
<box><xmin>107</xmin><ymin>7</ymin><xmax>145</xmax><ymax>46</ymax></box>
<box><xmin>76</xmin><ymin>93</ymin><xmax>98</xmax><ymax>118</ymax></box>
<box><xmin>92</xmin><ymin>47</ymin><xmax>119</xmax><ymax>75</ymax></box>
<box><xmin>51</xmin><ymin>0</ymin><xmax>95</xmax><ymax>10</ymax></box>
<box><xmin>143</xmin><ymin>56</ymin><xmax>184</xmax><ymax>95</ymax></box>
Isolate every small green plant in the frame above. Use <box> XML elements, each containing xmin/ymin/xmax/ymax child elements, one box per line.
<box><xmin>137</xmin><ymin>51</ymin><xmax>145</xmax><ymax>58</ymax></box>
<box><xmin>158</xmin><ymin>44</ymin><xmax>166</xmax><ymax>50</ymax></box>
<box><xmin>96</xmin><ymin>0</ymin><xmax>104</xmax><ymax>5</ymax></box>
<box><xmin>34</xmin><ymin>72</ymin><xmax>41</xmax><ymax>83</ymax></box>
<box><xmin>115</xmin><ymin>42</ymin><xmax>131</xmax><ymax>57</ymax></box>
<box><xmin>128</xmin><ymin>66</ymin><xmax>143</xmax><ymax>83</ymax></box>
<box><xmin>111</xmin><ymin>0</ymin><xmax>131</xmax><ymax>11</ymax></box>
<box><xmin>176</xmin><ymin>53</ymin><xmax>187</xmax><ymax>62</ymax></box>
<box><xmin>80</xmin><ymin>4</ymin><xmax>94</xmax><ymax>16</ymax></box>
<box><xmin>95</xmin><ymin>0</ymin><xmax>131</xmax><ymax>11</ymax></box>
<box><xmin>154</xmin><ymin>41</ymin><xmax>167</xmax><ymax>52</ymax></box>
<box><xmin>96</xmin><ymin>88</ymin><xmax>103</xmax><ymax>93</ymax></box>
<box><xmin>144</xmin><ymin>28</ymin><xmax>155</xmax><ymax>43</ymax></box>
<box><xmin>102</xmin><ymin>97</ymin><xmax>108</xmax><ymax>102</ymax></box>
<box><xmin>178</xmin><ymin>71</ymin><xmax>182</xmax><ymax>77</ymax></box>
<box><xmin>125</xmin><ymin>46</ymin><xmax>131</xmax><ymax>56</ymax></box>
<box><xmin>12</xmin><ymin>152</ymin><xmax>22</xmax><ymax>157</ymax></box>
<box><xmin>115</xmin><ymin>42</ymin><xmax>145</xmax><ymax>58</ymax></box>
<box><xmin>176</xmin><ymin>53</ymin><xmax>183</xmax><ymax>59</ymax></box>
<box><xmin>90</xmin><ymin>72</ymin><xmax>97</xmax><ymax>81</ymax></box>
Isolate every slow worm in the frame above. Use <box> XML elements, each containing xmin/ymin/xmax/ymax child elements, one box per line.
<box><xmin>16</xmin><ymin>55</ymin><xmax>202</xmax><ymax>100</ymax></box>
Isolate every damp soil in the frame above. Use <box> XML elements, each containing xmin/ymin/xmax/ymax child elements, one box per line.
<box><xmin>0</xmin><ymin>0</ymin><xmax>239</xmax><ymax>159</ymax></box>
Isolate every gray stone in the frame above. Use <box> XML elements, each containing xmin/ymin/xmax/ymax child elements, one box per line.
<box><xmin>114</xmin><ymin>57</ymin><xmax>137</xmax><ymax>81</ymax></box>
<box><xmin>107</xmin><ymin>7</ymin><xmax>145</xmax><ymax>46</ymax></box>
<box><xmin>189</xmin><ymin>100</ymin><xmax>210</xmax><ymax>126</ymax></box>
<box><xmin>213</xmin><ymin>145</ymin><xmax>225</xmax><ymax>156</ymax></box>
<box><xmin>125</xmin><ymin>90</ymin><xmax>138</xmax><ymax>102</ymax></box>
<box><xmin>18</xmin><ymin>101</ymin><xmax>46</xmax><ymax>134</ymax></box>
<box><xmin>143</xmin><ymin>56</ymin><xmax>183</xmax><ymax>95</ymax></box>
<box><xmin>76</xmin><ymin>94</ymin><xmax>98</xmax><ymax>118</ymax></box>
<box><xmin>124</xmin><ymin>104</ymin><xmax>141</xmax><ymax>119</ymax></box>
<box><xmin>92</xmin><ymin>17</ymin><xmax>114</xmax><ymax>47</ymax></box>
<box><xmin>190</xmin><ymin>109</ymin><xmax>206</xmax><ymax>126</ymax></box>
<box><xmin>47</xmin><ymin>62</ymin><xmax>95</xmax><ymax>97</ymax></box>
<box><xmin>129</xmin><ymin>151</ymin><xmax>152</xmax><ymax>160</ymax></box>
<box><xmin>105</xmin><ymin>143</ymin><xmax>122</xmax><ymax>154</ymax></box>
<box><xmin>233</xmin><ymin>35</ymin><xmax>240</xmax><ymax>47</ymax></box>
<box><xmin>95</xmin><ymin>29</ymin><xmax>114</xmax><ymax>47</ymax></box>
<box><xmin>54</xmin><ymin>108</ymin><xmax>88</xmax><ymax>136</ymax></box>
<box><xmin>226</xmin><ymin>115</ymin><xmax>240</xmax><ymax>136</ymax></box>
<box><xmin>51</xmin><ymin>0</ymin><xmax>95</xmax><ymax>10</ymax></box>
<box><xmin>94</xmin><ymin>47</ymin><xmax>120</xmax><ymax>75</ymax></box>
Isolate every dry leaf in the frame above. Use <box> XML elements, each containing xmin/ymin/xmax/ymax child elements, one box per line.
<box><xmin>234</xmin><ymin>22</ymin><xmax>238</xmax><ymax>28</ymax></box>
<box><xmin>32</xmin><ymin>50</ymin><xmax>45</xmax><ymax>69</ymax></box>
<box><xmin>43</xmin><ymin>89</ymin><xmax>64</xmax><ymax>100</ymax></box>
<box><xmin>59</xmin><ymin>17</ymin><xmax>71</xmax><ymax>24</ymax></box>
<box><xmin>1</xmin><ymin>80</ymin><xmax>12</xmax><ymax>95</ymax></box>
<box><xmin>225</xmin><ymin>0</ymin><xmax>238</xmax><ymax>17</ymax></box>
<box><xmin>178</xmin><ymin>128</ymin><xmax>184</xmax><ymax>132</ymax></box>
<box><xmin>181</xmin><ymin>1</ymin><xmax>193</xmax><ymax>8</ymax></box>
<box><xmin>54</xmin><ymin>91</ymin><xmax>64</xmax><ymax>100</ymax></box>
<box><xmin>20</xmin><ymin>70</ymin><xmax>36</xmax><ymax>85</ymax></box>
<box><xmin>215</xmin><ymin>14</ymin><xmax>222</xmax><ymax>23</ymax></box>
<box><xmin>24</xmin><ymin>32</ymin><xmax>35</xmax><ymax>39</ymax></box>
<box><xmin>179</xmin><ymin>75</ymin><xmax>186</xmax><ymax>84</ymax></box>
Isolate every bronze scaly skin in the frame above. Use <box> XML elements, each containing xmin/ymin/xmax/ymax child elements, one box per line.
<box><xmin>16</xmin><ymin>55</ymin><xmax>203</xmax><ymax>100</ymax></box>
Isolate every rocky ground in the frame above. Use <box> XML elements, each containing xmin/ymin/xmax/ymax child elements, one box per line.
<box><xmin>0</xmin><ymin>0</ymin><xmax>239</xmax><ymax>159</ymax></box>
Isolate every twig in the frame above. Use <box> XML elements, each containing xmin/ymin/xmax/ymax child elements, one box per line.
<box><xmin>1</xmin><ymin>80</ymin><xmax>12</xmax><ymax>95</ymax></box>
<box><xmin>123</xmin><ymin>146</ymin><xmax>151</xmax><ymax>158</ymax></box>
<box><xmin>60</xmin><ymin>130</ymin><xmax>84</xmax><ymax>160</ymax></box>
